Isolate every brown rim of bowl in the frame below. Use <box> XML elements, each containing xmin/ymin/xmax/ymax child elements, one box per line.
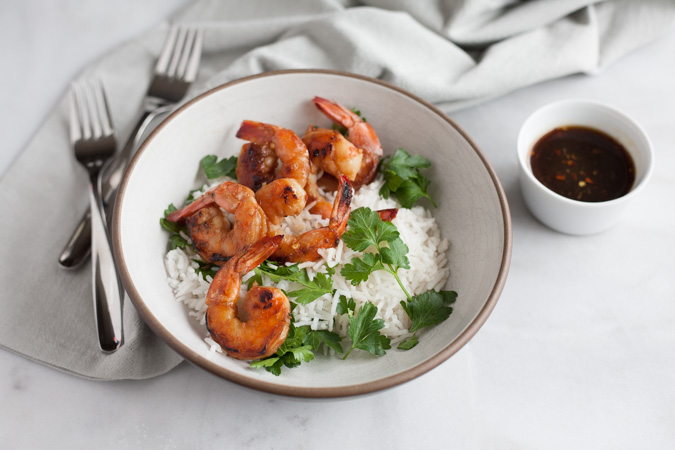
<box><xmin>112</xmin><ymin>69</ymin><xmax>512</xmax><ymax>399</ymax></box>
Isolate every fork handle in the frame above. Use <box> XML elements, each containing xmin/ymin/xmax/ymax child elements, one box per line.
<box><xmin>58</xmin><ymin>209</ymin><xmax>92</xmax><ymax>269</ymax></box>
<box><xmin>88</xmin><ymin>176</ymin><xmax>124</xmax><ymax>352</ymax></box>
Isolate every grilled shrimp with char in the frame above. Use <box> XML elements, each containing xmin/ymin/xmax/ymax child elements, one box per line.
<box><xmin>205</xmin><ymin>235</ymin><xmax>290</xmax><ymax>360</ymax></box>
<box><xmin>166</xmin><ymin>181</ymin><xmax>268</xmax><ymax>264</ymax></box>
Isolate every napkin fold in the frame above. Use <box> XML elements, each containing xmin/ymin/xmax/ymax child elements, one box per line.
<box><xmin>1</xmin><ymin>0</ymin><xmax>673</xmax><ymax>380</ymax></box>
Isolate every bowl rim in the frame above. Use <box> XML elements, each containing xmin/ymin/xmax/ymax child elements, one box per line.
<box><xmin>112</xmin><ymin>69</ymin><xmax>512</xmax><ymax>398</ymax></box>
<box><xmin>517</xmin><ymin>98</ymin><xmax>655</xmax><ymax>208</ymax></box>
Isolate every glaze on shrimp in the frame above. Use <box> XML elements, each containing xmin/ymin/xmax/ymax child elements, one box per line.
<box><xmin>301</xmin><ymin>126</ymin><xmax>363</xmax><ymax>218</ymax></box>
<box><xmin>236</xmin><ymin>120</ymin><xmax>311</xmax><ymax>222</ymax></box>
<box><xmin>312</xmin><ymin>97</ymin><xmax>383</xmax><ymax>187</ymax></box>
<box><xmin>236</xmin><ymin>142</ymin><xmax>278</xmax><ymax>192</ymax></box>
<box><xmin>235</xmin><ymin>120</ymin><xmax>310</xmax><ymax>188</ymax></box>
<box><xmin>205</xmin><ymin>235</ymin><xmax>290</xmax><ymax>360</ymax></box>
<box><xmin>271</xmin><ymin>176</ymin><xmax>353</xmax><ymax>263</ymax></box>
<box><xmin>302</xmin><ymin>126</ymin><xmax>363</xmax><ymax>181</ymax></box>
<box><xmin>255</xmin><ymin>178</ymin><xmax>307</xmax><ymax>226</ymax></box>
<box><xmin>166</xmin><ymin>181</ymin><xmax>268</xmax><ymax>264</ymax></box>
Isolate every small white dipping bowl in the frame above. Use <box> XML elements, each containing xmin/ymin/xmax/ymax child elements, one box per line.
<box><xmin>517</xmin><ymin>99</ymin><xmax>653</xmax><ymax>235</ymax></box>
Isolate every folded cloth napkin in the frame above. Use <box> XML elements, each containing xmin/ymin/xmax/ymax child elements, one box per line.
<box><xmin>1</xmin><ymin>0</ymin><xmax>673</xmax><ymax>380</ymax></box>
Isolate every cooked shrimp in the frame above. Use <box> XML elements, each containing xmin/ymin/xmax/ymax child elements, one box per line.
<box><xmin>255</xmin><ymin>177</ymin><xmax>307</xmax><ymax>226</ymax></box>
<box><xmin>313</xmin><ymin>96</ymin><xmax>384</xmax><ymax>187</ymax></box>
<box><xmin>301</xmin><ymin>126</ymin><xmax>363</xmax><ymax>182</ymax></box>
<box><xmin>304</xmin><ymin>169</ymin><xmax>334</xmax><ymax>219</ymax></box>
<box><xmin>236</xmin><ymin>142</ymin><xmax>278</xmax><ymax>192</ymax></box>
<box><xmin>301</xmin><ymin>126</ymin><xmax>362</xmax><ymax>218</ymax></box>
<box><xmin>271</xmin><ymin>176</ymin><xmax>353</xmax><ymax>263</ymax></box>
<box><xmin>206</xmin><ymin>235</ymin><xmax>290</xmax><ymax>360</ymax></box>
<box><xmin>235</xmin><ymin>120</ymin><xmax>310</xmax><ymax>188</ymax></box>
<box><xmin>166</xmin><ymin>181</ymin><xmax>268</xmax><ymax>264</ymax></box>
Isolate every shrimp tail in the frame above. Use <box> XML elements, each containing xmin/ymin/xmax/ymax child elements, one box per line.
<box><xmin>206</xmin><ymin>235</ymin><xmax>283</xmax><ymax>309</ymax></box>
<box><xmin>235</xmin><ymin>120</ymin><xmax>276</xmax><ymax>142</ymax></box>
<box><xmin>234</xmin><ymin>235</ymin><xmax>284</xmax><ymax>275</ymax></box>
<box><xmin>313</xmin><ymin>97</ymin><xmax>383</xmax><ymax>188</ymax></box>
<box><xmin>313</xmin><ymin>96</ymin><xmax>358</xmax><ymax>128</ymax></box>
<box><xmin>166</xmin><ymin>187</ymin><xmax>217</xmax><ymax>223</ymax></box>
<box><xmin>329</xmin><ymin>176</ymin><xmax>353</xmax><ymax>236</ymax></box>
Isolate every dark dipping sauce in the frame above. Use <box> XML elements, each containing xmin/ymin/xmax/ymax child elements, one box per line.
<box><xmin>530</xmin><ymin>126</ymin><xmax>635</xmax><ymax>202</ymax></box>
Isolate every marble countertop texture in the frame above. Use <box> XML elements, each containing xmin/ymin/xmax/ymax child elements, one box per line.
<box><xmin>2</xmin><ymin>1</ymin><xmax>674</xmax><ymax>449</ymax></box>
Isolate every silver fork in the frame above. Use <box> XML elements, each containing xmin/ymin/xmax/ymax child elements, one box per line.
<box><xmin>59</xmin><ymin>26</ymin><xmax>204</xmax><ymax>269</ymax></box>
<box><xmin>70</xmin><ymin>79</ymin><xmax>124</xmax><ymax>353</ymax></box>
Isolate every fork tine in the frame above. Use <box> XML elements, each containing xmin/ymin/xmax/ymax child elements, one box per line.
<box><xmin>166</xmin><ymin>27</ymin><xmax>188</xmax><ymax>78</ymax></box>
<box><xmin>180</xmin><ymin>28</ymin><xmax>203</xmax><ymax>83</ymax></box>
<box><xmin>72</xmin><ymin>82</ymin><xmax>92</xmax><ymax>140</ymax></box>
<box><xmin>175</xmin><ymin>28</ymin><xmax>196</xmax><ymax>80</ymax></box>
<box><xmin>83</xmin><ymin>80</ymin><xmax>103</xmax><ymax>140</ymax></box>
<box><xmin>91</xmin><ymin>79</ymin><xmax>114</xmax><ymax>137</ymax></box>
<box><xmin>154</xmin><ymin>26</ymin><xmax>179</xmax><ymax>76</ymax></box>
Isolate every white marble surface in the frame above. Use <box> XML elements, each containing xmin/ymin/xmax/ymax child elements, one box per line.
<box><xmin>2</xmin><ymin>2</ymin><xmax>675</xmax><ymax>448</ymax></box>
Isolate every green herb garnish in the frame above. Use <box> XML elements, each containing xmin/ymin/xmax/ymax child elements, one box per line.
<box><xmin>250</xmin><ymin>261</ymin><xmax>336</xmax><ymax>305</ymax></box>
<box><xmin>341</xmin><ymin>207</ymin><xmax>410</xmax><ymax>295</ymax></box>
<box><xmin>304</xmin><ymin>329</ymin><xmax>344</xmax><ymax>355</ymax></box>
<box><xmin>250</xmin><ymin>320</ymin><xmax>343</xmax><ymax>376</ymax></box>
<box><xmin>200</xmin><ymin>154</ymin><xmax>238</xmax><ymax>180</ymax></box>
<box><xmin>397</xmin><ymin>291</ymin><xmax>456</xmax><ymax>350</ymax></box>
<box><xmin>192</xmin><ymin>259</ymin><xmax>218</xmax><ymax>281</ymax></box>
<box><xmin>379</xmin><ymin>148</ymin><xmax>436</xmax><ymax>208</ymax></box>
<box><xmin>340</xmin><ymin>301</ymin><xmax>391</xmax><ymax>359</ymax></box>
<box><xmin>340</xmin><ymin>206</ymin><xmax>455</xmax><ymax>349</ymax></box>
<box><xmin>250</xmin><ymin>322</ymin><xmax>314</xmax><ymax>376</ymax></box>
<box><xmin>159</xmin><ymin>203</ymin><xmax>188</xmax><ymax>249</ymax></box>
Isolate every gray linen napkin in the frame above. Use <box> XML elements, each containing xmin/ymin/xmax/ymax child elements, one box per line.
<box><xmin>1</xmin><ymin>0</ymin><xmax>673</xmax><ymax>380</ymax></box>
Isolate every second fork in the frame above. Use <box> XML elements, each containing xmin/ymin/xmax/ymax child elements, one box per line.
<box><xmin>58</xmin><ymin>25</ymin><xmax>203</xmax><ymax>269</ymax></box>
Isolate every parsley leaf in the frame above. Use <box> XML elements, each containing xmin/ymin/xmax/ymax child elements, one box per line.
<box><xmin>251</xmin><ymin>322</ymin><xmax>315</xmax><ymax>376</ymax></box>
<box><xmin>341</xmin><ymin>253</ymin><xmax>384</xmax><ymax>286</ymax></box>
<box><xmin>169</xmin><ymin>234</ymin><xmax>188</xmax><ymax>250</ymax></box>
<box><xmin>380</xmin><ymin>237</ymin><xmax>410</xmax><ymax>270</ymax></box>
<box><xmin>249</xmin><ymin>357</ymin><xmax>281</xmax><ymax>373</ymax></box>
<box><xmin>400</xmin><ymin>290</ymin><xmax>457</xmax><ymax>333</ymax></box>
<box><xmin>287</xmin><ymin>268</ymin><xmax>334</xmax><ymax>305</ymax></box>
<box><xmin>379</xmin><ymin>148</ymin><xmax>436</xmax><ymax>208</ymax></box>
<box><xmin>192</xmin><ymin>259</ymin><xmax>218</xmax><ymax>281</ymax></box>
<box><xmin>340</xmin><ymin>207</ymin><xmax>409</xmax><ymax>294</ymax></box>
<box><xmin>253</xmin><ymin>261</ymin><xmax>335</xmax><ymax>305</ymax></box>
<box><xmin>251</xmin><ymin>260</ymin><xmax>306</xmax><ymax>285</ymax></box>
<box><xmin>336</xmin><ymin>295</ymin><xmax>356</xmax><ymax>315</ymax></box>
<box><xmin>200</xmin><ymin>154</ymin><xmax>238</xmax><ymax>180</ymax></box>
<box><xmin>304</xmin><ymin>330</ymin><xmax>344</xmax><ymax>354</ymax></box>
<box><xmin>286</xmin><ymin>345</ymin><xmax>315</xmax><ymax>363</ymax></box>
<box><xmin>393</xmin><ymin>177</ymin><xmax>433</xmax><ymax>209</ymax></box>
<box><xmin>397</xmin><ymin>335</ymin><xmax>419</xmax><ymax>350</ymax></box>
<box><xmin>340</xmin><ymin>206</ymin><xmax>457</xmax><ymax>350</ymax></box>
<box><xmin>160</xmin><ymin>203</ymin><xmax>188</xmax><ymax>250</ymax></box>
<box><xmin>341</xmin><ymin>207</ymin><xmax>399</xmax><ymax>252</ymax></box>
<box><xmin>344</xmin><ymin>302</ymin><xmax>391</xmax><ymax>358</ymax></box>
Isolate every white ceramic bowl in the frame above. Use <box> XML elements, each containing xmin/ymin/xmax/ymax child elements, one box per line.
<box><xmin>518</xmin><ymin>99</ymin><xmax>653</xmax><ymax>235</ymax></box>
<box><xmin>113</xmin><ymin>70</ymin><xmax>511</xmax><ymax>398</ymax></box>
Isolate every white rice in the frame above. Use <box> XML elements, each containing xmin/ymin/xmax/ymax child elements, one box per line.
<box><xmin>163</xmin><ymin>176</ymin><xmax>450</xmax><ymax>352</ymax></box>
